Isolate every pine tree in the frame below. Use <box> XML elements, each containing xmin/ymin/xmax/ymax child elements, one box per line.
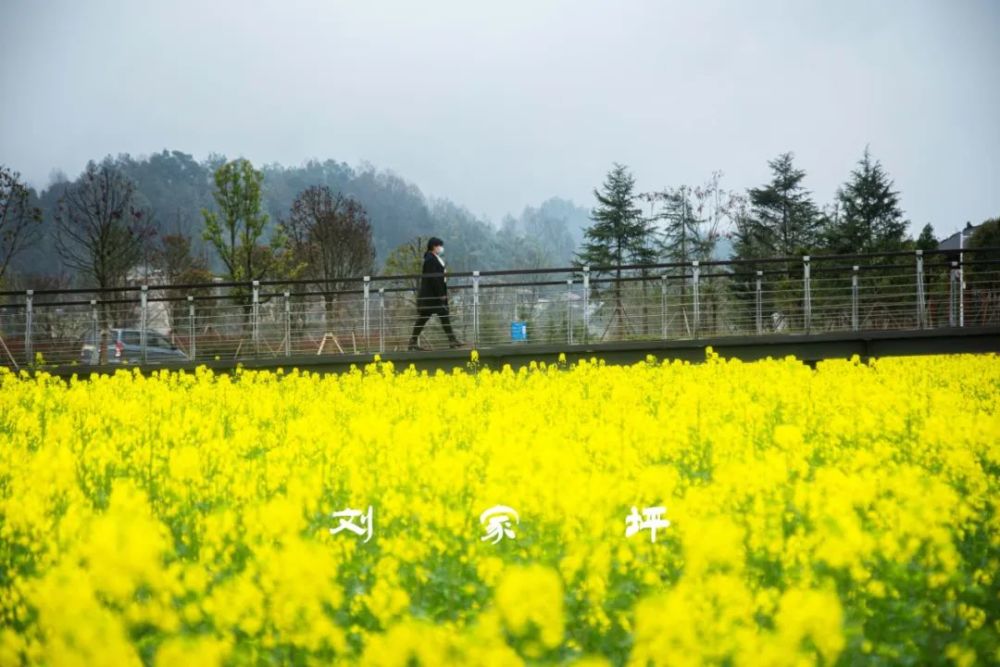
<box><xmin>730</xmin><ymin>153</ymin><xmax>818</xmax><ymax>331</ymax></box>
<box><xmin>916</xmin><ymin>223</ymin><xmax>938</xmax><ymax>252</ymax></box>
<box><xmin>824</xmin><ymin>146</ymin><xmax>907</xmax><ymax>255</ymax></box>
<box><xmin>650</xmin><ymin>185</ymin><xmax>704</xmax><ymax>335</ymax></box>
<box><xmin>657</xmin><ymin>186</ymin><xmax>706</xmax><ymax>265</ymax></box>
<box><xmin>737</xmin><ymin>152</ymin><xmax>820</xmax><ymax>261</ymax></box>
<box><xmin>575</xmin><ymin>163</ymin><xmax>652</xmax><ymax>337</ymax></box>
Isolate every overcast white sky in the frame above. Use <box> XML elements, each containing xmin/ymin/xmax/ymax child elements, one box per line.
<box><xmin>1</xmin><ymin>0</ymin><xmax>997</xmax><ymax>238</ymax></box>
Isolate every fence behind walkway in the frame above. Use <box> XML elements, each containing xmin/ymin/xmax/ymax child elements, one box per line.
<box><xmin>0</xmin><ymin>247</ymin><xmax>997</xmax><ymax>369</ymax></box>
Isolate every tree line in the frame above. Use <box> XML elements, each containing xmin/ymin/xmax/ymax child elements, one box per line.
<box><xmin>1</xmin><ymin>147</ymin><xmax>996</xmax><ymax>302</ymax></box>
<box><xmin>577</xmin><ymin>148</ymin><xmax>953</xmax><ymax>273</ymax></box>
<box><xmin>575</xmin><ymin>149</ymin><xmax>997</xmax><ymax>336</ymax></box>
<box><xmin>0</xmin><ymin>152</ymin><xmax>592</xmax><ymax>293</ymax></box>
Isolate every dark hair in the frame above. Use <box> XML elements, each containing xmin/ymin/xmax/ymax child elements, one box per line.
<box><xmin>426</xmin><ymin>237</ymin><xmax>444</xmax><ymax>251</ymax></box>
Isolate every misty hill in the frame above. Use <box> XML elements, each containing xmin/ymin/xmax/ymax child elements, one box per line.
<box><xmin>12</xmin><ymin>150</ymin><xmax>593</xmax><ymax>283</ymax></box>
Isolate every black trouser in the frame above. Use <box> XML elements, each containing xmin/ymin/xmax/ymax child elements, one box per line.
<box><xmin>410</xmin><ymin>304</ymin><xmax>457</xmax><ymax>343</ymax></box>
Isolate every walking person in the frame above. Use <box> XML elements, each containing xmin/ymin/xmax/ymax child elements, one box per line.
<box><xmin>408</xmin><ymin>237</ymin><xmax>463</xmax><ymax>351</ymax></box>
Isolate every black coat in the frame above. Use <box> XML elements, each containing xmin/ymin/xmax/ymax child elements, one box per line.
<box><xmin>417</xmin><ymin>251</ymin><xmax>447</xmax><ymax>310</ymax></box>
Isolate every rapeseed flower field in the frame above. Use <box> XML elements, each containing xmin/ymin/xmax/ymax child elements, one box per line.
<box><xmin>0</xmin><ymin>350</ymin><xmax>997</xmax><ymax>666</ymax></box>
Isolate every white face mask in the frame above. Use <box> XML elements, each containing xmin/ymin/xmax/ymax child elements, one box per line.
<box><xmin>437</xmin><ymin>247</ymin><xmax>444</xmax><ymax>256</ymax></box>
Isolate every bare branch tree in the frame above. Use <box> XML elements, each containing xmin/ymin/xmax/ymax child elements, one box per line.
<box><xmin>284</xmin><ymin>186</ymin><xmax>376</xmax><ymax>325</ymax></box>
<box><xmin>54</xmin><ymin>158</ymin><xmax>154</xmax><ymax>362</ymax></box>
<box><xmin>0</xmin><ymin>166</ymin><xmax>43</xmax><ymax>288</ymax></box>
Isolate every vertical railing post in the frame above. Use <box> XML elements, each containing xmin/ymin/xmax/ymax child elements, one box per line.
<box><xmin>803</xmin><ymin>255</ymin><xmax>811</xmax><ymax>334</ymax></box>
<box><xmin>251</xmin><ymin>280</ymin><xmax>260</xmax><ymax>356</ymax></box>
<box><xmin>362</xmin><ymin>276</ymin><xmax>371</xmax><ymax>352</ymax></box>
<box><xmin>915</xmin><ymin>250</ymin><xmax>926</xmax><ymax>329</ymax></box>
<box><xmin>24</xmin><ymin>290</ymin><xmax>33</xmax><ymax>366</ymax></box>
<box><xmin>472</xmin><ymin>270</ymin><xmax>480</xmax><ymax>348</ymax></box>
<box><xmin>582</xmin><ymin>266</ymin><xmax>590</xmax><ymax>344</ymax></box>
<box><xmin>959</xmin><ymin>234</ymin><xmax>965</xmax><ymax>327</ymax></box>
<box><xmin>90</xmin><ymin>299</ymin><xmax>99</xmax><ymax>364</ymax></box>
<box><xmin>284</xmin><ymin>291</ymin><xmax>291</xmax><ymax>357</ymax></box>
<box><xmin>755</xmin><ymin>271</ymin><xmax>763</xmax><ymax>335</ymax></box>
<box><xmin>851</xmin><ymin>266</ymin><xmax>860</xmax><ymax>331</ymax></box>
<box><xmin>567</xmin><ymin>278</ymin><xmax>574</xmax><ymax>345</ymax></box>
<box><xmin>949</xmin><ymin>261</ymin><xmax>959</xmax><ymax>327</ymax></box>
<box><xmin>691</xmin><ymin>261</ymin><xmax>700</xmax><ymax>337</ymax></box>
<box><xmin>187</xmin><ymin>295</ymin><xmax>196</xmax><ymax>361</ymax></box>
<box><xmin>958</xmin><ymin>255</ymin><xmax>965</xmax><ymax>328</ymax></box>
<box><xmin>660</xmin><ymin>274</ymin><xmax>668</xmax><ymax>340</ymax></box>
<box><xmin>378</xmin><ymin>288</ymin><xmax>385</xmax><ymax>354</ymax></box>
<box><xmin>139</xmin><ymin>285</ymin><xmax>148</xmax><ymax>363</ymax></box>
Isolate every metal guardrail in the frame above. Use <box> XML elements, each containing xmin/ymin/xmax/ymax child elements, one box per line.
<box><xmin>0</xmin><ymin>247</ymin><xmax>997</xmax><ymax>370</ymax></box>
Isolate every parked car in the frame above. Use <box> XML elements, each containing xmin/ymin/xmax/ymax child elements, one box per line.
<box><xmin>80</xmin><ymin>328</ymin><xmax>187</xmax><ymax>364</ymax></box>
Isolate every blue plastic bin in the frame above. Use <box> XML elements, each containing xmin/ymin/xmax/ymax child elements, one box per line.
<box><xmin>511</xmin><ymin>321</ymin><xmax>527</xmax><ymax>342</ymax></box>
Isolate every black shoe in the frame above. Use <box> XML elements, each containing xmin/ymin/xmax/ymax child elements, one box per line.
<box><xmin>449</xmin><ymin>339</ymin><xmax>465</xmax><ymax>349</ymax></box>
<box><xmin>408</xmin><ymin>342</ymin><xmax>429</xmax><ymax>352</ymax></box>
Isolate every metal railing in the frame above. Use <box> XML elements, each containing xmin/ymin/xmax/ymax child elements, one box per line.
<box><xmin>0</xmin><ymin>247</ymin><xmax>997</xmax><ymax>369</ymax></box>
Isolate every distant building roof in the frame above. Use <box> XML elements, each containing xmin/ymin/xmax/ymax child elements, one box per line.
<box><xmin>939</xmin><ymin>222</ymin><xmax>982</xmax><ymax>251</ymax></box>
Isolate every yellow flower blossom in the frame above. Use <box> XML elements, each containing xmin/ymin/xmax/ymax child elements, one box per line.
<box><xmin>0</xmin><ymin>353</ymin><xmax>996</xmax><ymax>664</ymax></box>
